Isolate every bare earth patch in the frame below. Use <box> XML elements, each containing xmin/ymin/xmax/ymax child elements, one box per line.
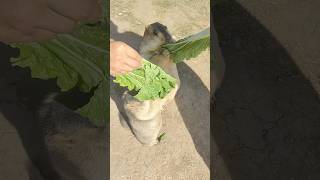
<box><xmin>110</xmin><ymin>0</ymin><xmax>210</xmax><ymax>179</ymax></box>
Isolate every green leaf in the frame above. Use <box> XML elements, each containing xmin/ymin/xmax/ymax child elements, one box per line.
<box><xmin>77</xmin><ymin>80</ymin><xmax>108</xmax><ymax>127</ymax></box>
<box><xmin>113</xmin><ymin>59</ymin><xmax>177</xmax><ymax>101</ymax></box>
<box><xmin>162</xmin><ymin>28</ymin><xmax>210</xmax><ymax>63</ymax></box>
<box><xmin>157</xmin><ymin>132</ymin><xmax>166</xmax><ymax>142</ymax></box>
<box><xmin>10</xmin><ymin>22</ymin><xmax>108</xmax><ymax>126</ymax></box>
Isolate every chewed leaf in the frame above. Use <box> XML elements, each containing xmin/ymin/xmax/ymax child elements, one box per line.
<box><xmin>113</xmin><ymin>59</ymin><xmax>177</xmax><ymax>101</ymax></box>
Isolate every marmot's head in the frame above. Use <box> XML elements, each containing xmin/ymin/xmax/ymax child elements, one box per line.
<box><xmin>139</xmin><ymin>22</ymin><xmax>174</xmax><ymax>56</ymax></box>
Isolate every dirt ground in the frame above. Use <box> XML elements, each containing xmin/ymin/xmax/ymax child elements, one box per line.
<box><xmin>213</xmin><ymin>0</ymin><xmax>320</xmax><ymax>179</ymax></box>
<box><xmin>1</xmin><ymin>0</ymin><xmax>319</xmax><ymax>180</ymax></box>
<box><xmin>110</xmin><ymin>0</ymin><xmax>210</xmax><ymax>179</ymax></box>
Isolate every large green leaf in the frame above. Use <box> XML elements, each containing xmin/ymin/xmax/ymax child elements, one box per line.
<box><xmin>162</xmin><ymin>28</ymin><xmax>210</xmax><ymax>63</ymax></box>
<box><xmin>10</xmin><ymin>22</ymin><xmax>108</xmax><ymax>126</ymax></box>
<box><xmin>113</xmin><ymin>59</ymin><xmax>176</xmax><ymax>101</ymax></box>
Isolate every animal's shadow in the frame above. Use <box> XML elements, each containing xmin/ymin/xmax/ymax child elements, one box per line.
<box><xmin>213</xmin><ymin>0</ymin><xmax>320</xmax><ymax>179</ymax></box>
<box><xmin>0</xmin><ymin>44</ymin><xmax>62</xmax><ymax>180</ymax></box>
<box><xmin>0</xmin><ymin>42</ymin><xmax>105</xmax><ymax>179</ymax></box>
<box><xmin>110</xmin><ymin>20</ymin><xmax>210</xmax><ymax>168</ymax></box>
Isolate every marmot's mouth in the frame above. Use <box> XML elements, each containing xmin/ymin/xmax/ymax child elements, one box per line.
<box><xmin>148</xmin><ymin>47</ymin><xmax>164</xmax><ymax>59</ymax></box>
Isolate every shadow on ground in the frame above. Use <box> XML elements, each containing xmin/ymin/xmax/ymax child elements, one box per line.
<box><xmin>212</xmin><ymin>1</ymin><xmax>320</xmax><ymax>179</ymax></box>
<box><xmin>0</xmin><ymin>44</ymin><xmax>61</xmax><ymax>180</ymax></box>
<box><xmin>0</xmin><ymin>43</ymin><xmax>106</xmax><ymax>180</ymax></box>
<box><xmin>110</xmin><ymin>21</ymin><xmax>210</xmax><ymax>168</ymax></box>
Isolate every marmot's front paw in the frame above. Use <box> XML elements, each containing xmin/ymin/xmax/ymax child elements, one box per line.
<box><xmin>140</xmin><ymin>139</ymin><xmax>158</xmax><ymax>146</ymax></box>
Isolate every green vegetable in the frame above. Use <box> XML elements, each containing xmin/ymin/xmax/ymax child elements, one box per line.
<box><xmin>9</xmin><ymin>0</ymin><xmax>209</xmax><ymax>125</ymax></box>
<box><xmin>113</xmin><ymin>28</ymin><xmax>210</xmax><ymax>100</ymax></box>
<box><xmin>157</xmin><ymin>132</ymin><xmax>166</xmax><ymax>142</ymax></box>
<box><xmin>113</xmin><ymin>59</ymin><xmax>176</xmax><ymax>101</ymax></box>
<box><xmin>9</xmin><ymin>0</ymin><xmax>110</xmax><ymax>126</ymax></box>
<box><xmin>10</xmin><ymin>23</ymin><xmax>108</xmax><ymax>126</ymax></box>
<box><xmin>162</xmin><ymin>28</ymin><xmax>210</xmax><ymax>63</ymax></box>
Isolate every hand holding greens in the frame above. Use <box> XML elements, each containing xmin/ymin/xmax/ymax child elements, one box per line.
<box><xmin>114</xmin><ymin>27</ymin><xmax>210</xmax><ymax>101</ymax></box>
<box><xmin>114</xmin><ymin>59</ymin><xmax>176</xmax><ymax>101</ymax></box>
<box><xmin>10</xmin><ymin>0</ymin><xmax>209</xmax><ymax>124</ymax></box>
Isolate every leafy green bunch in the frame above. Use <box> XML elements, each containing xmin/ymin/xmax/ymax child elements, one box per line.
<box><xmin>10</xmin><ymin>0</ymin><xmax>210</xmax><ymax>125</ymax></box>
<box><xmin>10</xmin><ymin>1</ymin><xmax>109</xmax><ymax>126</ymax></box>
<box><xmin>114</xmin><ymin>59</ymin><xmax>176</xmax><ymax>101</ymax></box>
<box><xmin>113</xmin><ymin>27</ymin><xmax>210</xmax><ymax>101</ymax></box>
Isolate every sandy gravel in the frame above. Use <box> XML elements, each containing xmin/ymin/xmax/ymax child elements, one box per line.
<box><xmin>110</xmin><ymin>0</ymin><xmax>211</xmax><ymax>179</ymax></box>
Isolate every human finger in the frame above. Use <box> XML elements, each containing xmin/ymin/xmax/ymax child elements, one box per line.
<box><xmin>124</xmin><ymin>45</ymin><xmax>142</xmax><ymax>61</ymax></box>
<box><xmin>124</xmin><ymin>58</ymin><xmax>141</xmax><ymax>69</ymax></box>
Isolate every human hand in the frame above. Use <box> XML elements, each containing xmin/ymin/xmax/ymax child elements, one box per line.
<box><xmin>0</xmin><ymin>0</ymin><xmax>102</xmax><ymax>43</ymax></box>
<box><xmin>110</xmin><ymin>41</ymin><xmax>142</xmax><ymax>76</ymax></box>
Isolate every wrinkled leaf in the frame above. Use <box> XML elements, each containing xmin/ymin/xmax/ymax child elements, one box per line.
<box><xmin>162</xmin><ymin>28</ymin><xmax>210</xmax><ymax>63</ymax></box>
<box><xmin>10</xmin><ymin>23</ymin><xmax>108</xmax><ymax>126</ymax></box>
<box><xmin>113</xmin><ymin>59</ymin><xmax>176</xmax><ymax>101</ymax></box>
